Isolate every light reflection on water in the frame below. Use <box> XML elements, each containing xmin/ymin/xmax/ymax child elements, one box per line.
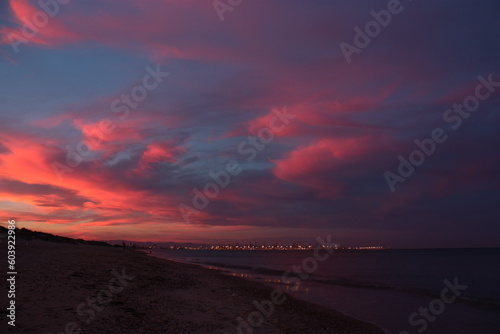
<box><xmin>150</xmin><ymin>248</ymin><xmax>500</xmax><ymax>334</ymax></box>
<box><xmin>229</xmin><ymin>271</ymin><xmax>311</xmax><ymax>295</ymax></box>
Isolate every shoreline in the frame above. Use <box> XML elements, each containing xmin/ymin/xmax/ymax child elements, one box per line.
<box><xmin>5</xmin><ymin>240</ymin><xmax>386</xmax><ymax>333</ymax></box>
<box><xmin>145</xmin><ymin>249</ymin><xmax>390</xmax><ymax>334</ymax></box>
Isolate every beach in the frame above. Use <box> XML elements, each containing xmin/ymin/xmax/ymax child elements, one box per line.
<box><xmin>2</xmin><ymin>240</ymin><xmax>385</xmax><ymax>334</ymax></box>
<box><xmin>154</xmin><ymin>248</ymin><xmax>500</xmax><ymax>334</ymax></box>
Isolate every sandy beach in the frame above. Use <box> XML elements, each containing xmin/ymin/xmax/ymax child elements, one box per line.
<box><xmin>2</xmin><ymin>239</ymin><xmax>385</xmax><ymax>334</ymax></box>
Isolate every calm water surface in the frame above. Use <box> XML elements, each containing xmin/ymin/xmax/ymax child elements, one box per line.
<box><xmin>150</xmin><ymin>248</ymin><xmax>500</xmax><ymax>334</ymax></box>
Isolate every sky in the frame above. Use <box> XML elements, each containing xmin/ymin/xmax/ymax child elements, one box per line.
<box><xmin>0</xmin><ymin>0</ymin><xmax>499</xmax><ymax>248</ymax></box>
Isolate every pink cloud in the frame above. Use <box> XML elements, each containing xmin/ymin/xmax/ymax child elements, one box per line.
<box><xmin>272</xmin><ymin>137</ymin><xmax>376</xmax><ymax>197</ymax></box>
<box><xmin>137</xmin><ymin>140</ymin><xmax>187</xmax><ymax>170</ymax></box>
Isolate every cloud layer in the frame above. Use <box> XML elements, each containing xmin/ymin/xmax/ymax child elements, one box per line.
<box><xmin>1</xmin><ymin>0</ymin><xmax>499</xmax><ymax>247</ymax></box>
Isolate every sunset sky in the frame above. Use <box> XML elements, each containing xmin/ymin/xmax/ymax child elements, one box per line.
<box><xmin>1</xmin><ymin>0</ymin><xmax>499</xmax><ymax>247</ymax></box>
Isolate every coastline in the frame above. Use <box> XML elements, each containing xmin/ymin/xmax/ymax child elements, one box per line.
<box><xmin>145</xmin><ymin>250</ymin><xmax>391</xmax><ymax>334</ymax></box>
<box><xmin>4</xmin><ymin>240</ymin><xmax>386</xmax><ymax>334</ymax></box>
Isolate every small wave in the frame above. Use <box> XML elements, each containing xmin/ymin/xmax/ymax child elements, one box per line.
<box><xmin>191</xmin><ymin>260</ymin><xmax>500</xmax><ymax>309</ymax></box>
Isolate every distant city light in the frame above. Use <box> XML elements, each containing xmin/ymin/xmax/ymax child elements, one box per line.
<box><xmin>147</xmin><ymin>243</ymin><xmax>388</xmax><ymax>251</ymax></box>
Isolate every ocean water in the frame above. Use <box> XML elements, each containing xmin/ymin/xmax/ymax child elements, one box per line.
<box><xmin>150</xmin><ymin>248</ymin><xmax>500</xmax><ymax>334</ymax></box>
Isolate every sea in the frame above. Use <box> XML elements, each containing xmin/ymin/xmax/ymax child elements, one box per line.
<box><xmin>149</xmin><ymin>248</ymin><xmax>500</xmax><ymax>334</ymax></box>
